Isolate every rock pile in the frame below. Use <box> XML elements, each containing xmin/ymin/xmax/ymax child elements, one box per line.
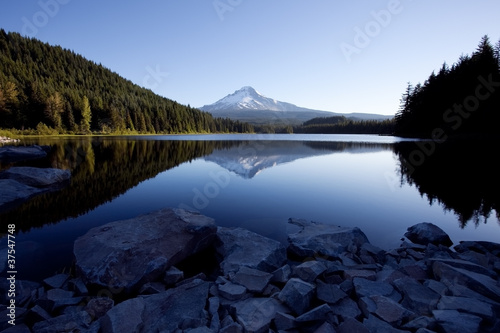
<box><xmin>1</xmin><ymin>210</ymin><xmax>499</xmax><ymax>333</ymax></box>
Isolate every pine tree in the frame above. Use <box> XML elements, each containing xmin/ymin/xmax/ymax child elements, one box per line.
<box><xmin>80</xmin><ymin>96</ymin><xmax>92</xmax><ymax>134</ymax></box>
<box><xmin>44</xmin><ymin>92</ymin><xmax>64</xmax><ymax>129</ymax></box>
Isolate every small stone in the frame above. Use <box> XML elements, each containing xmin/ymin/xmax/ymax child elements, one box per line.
<box><xmin>42</xmin><ymin>274</ymin><xmax>70</xmax><ymax>289</ymax></box>
<box><xmin>230</xmin><ymin>297</ymin><xmax>287</xmax><ymax>333</ymax></box>
<box><xmin>343</xmin><ymin>269</ymin><xmax>377</xmax><ymax>281</ymax></box>
<box><xmin>423</xmin><ymin>279</ymin><xmax>448</xmax><ymax>296</ymax></box>
<box><xmin>338</xmin><ymin>317</ymin><xmax>369</xmax><ymax>333</ymax></box>
<box><xmin>330</xmin><ymin>298</ymin><xmax>362</xmax><ymax>320</ymax></box>
<box><xmin>278</xmin><ymin>278</ymin><xmax>316</xmax><ymax>315</ymax></box>
<box><xmin>272</xmin><ymin>264</ymin><xmax>291</xmax><ymax>283</ymax></box>
<box><xmin>432</xmin><ymin>261</ymin><xmax>500</xmax><ymax>303</ymax></box>
<box><xmin>393</xmin><ymin>277</ymin><xmax>440</xmax><ymax>315</ymax></box>
<box><xmin>437</xmin><ymin>295</ymin><xmax>494</xmax><ymax>318</ymax></box>
<box><xmin>24</xmin><ymin>305</ymin><xmax>52</xmax><ymax>326</ymax></box>
<box><xmin>363</xmin><ymin>314</ymin><xmax>411</xmax><ymax>333</ymax></box>
<box><xmin>85</xmin><ymin>297</ymin><xmax>114</xmax><ymax>320</ymax></box>
<box><xmin>432</xmin><ymin>309</ymin><xmax>482</xmax><ymax>333</ymax></box>
<box><xmin>313</xmin><ymin>322</ymin><xmax>337</xmax><ymax>333</ymax></box>
<box><xmin>295</xmin><ymin>304</ymin><xmax>332</xmax><ymax>323</ymax></box>
<box><xmin>219</xmin><ymin>322</ymin><xmax>243</xmax><ymax>333</ymax></box>
<box><xmin>100</xmin><ymin>298</ymin><xmax>145</xmax><ymax>333</ymax></box>
<box><xmin>233</xmin><ymin>266</ymin><xmax>273</xmax><ymax>293</ymax></box>
<box><xmin>46</xmin><ymin>288</ymin><xmax>74</xmax><ymax>300</ymax></box>
<box><xmin>31</xmin><ymin>311</ymin><xmax>92</xmax><ymax>333</ymax></box>
<box><xmin>316</xmin><ymin>280</ymin><xmax>348</xmax><ymax>304</ymax></box>
<box><xmin>68</xmin><ymin>278</ymin><xmax>88</xmax><ymax>296</ymax></box>
<box><xmin>274</xmin><ymin>311</ymin><xmax>297</xmax><ymax>331</ymax></box>
<box><xmin>218</xmin><ymin>282</ymin><xmax>248</xmax><ymax>301</ymax></box>
<box><xmin>163</xmin><ymin>266</ymin><xmax>184</xmax><ymax>285</ymax></box>
<box><xmin>353</xmin><ymin>277</ymin><xmax>401</xmax><ymax>302</ymax></box>
<box><xmin>361</xmin><ymin>295</ymin><xmax>415</xmax><ymax>326</ymax></box>
<box><xmin>293</xmin><ymin>260</ymin><xmax>327</xmax><ymax>282</ymax></box>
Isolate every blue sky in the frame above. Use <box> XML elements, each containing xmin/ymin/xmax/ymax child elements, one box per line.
<box><xmin>1</xmin><ymin>1</ymin><xmax>499</xmax><ymax>115</ymax></box>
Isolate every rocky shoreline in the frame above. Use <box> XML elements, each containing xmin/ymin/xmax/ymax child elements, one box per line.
<box><xmin>0</xmin><ymin>137</ymin><xmax>20</xmax><ymax>145</ymax></box>
<box><xmin>1</xmin><ymin>208</ymin><xmax>499</xmax><ymax>332</ymax></box>
<box><xmin>0</xmin><ymin>145</ymin><xmax>71</xmax><ymax>213</ymax></box>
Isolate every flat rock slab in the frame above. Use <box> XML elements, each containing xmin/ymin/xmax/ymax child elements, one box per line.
<box><xmin>74</xmin><ymin>208</ymin><xmax>216</xmax><ymax>292</ymax></box>
<box><xmin>287</xmin><ymin>218</ymin><xmax>370</xmax><ymax>259</ymax></box>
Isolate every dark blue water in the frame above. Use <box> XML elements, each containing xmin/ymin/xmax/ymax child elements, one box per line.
<box><xmin>1</xmin><ymin>134</ymin><xmax>499</xmax><ymax>281</ymax></box>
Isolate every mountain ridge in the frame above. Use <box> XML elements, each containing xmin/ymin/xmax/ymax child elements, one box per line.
<box><xmin>200</xmin><ymin>86</ymin><xmax>393</xmax><ymax>125</ymax></box>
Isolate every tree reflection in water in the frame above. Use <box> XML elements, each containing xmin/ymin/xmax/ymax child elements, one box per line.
<box><xmin>393</xmin><ymin>139</ymin><xmax>500</xmax><ymax>228</ymax></box>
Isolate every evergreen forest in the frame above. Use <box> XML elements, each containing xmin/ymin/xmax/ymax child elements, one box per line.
<box><xmin>0</xmin><ymin>30</ymin><xmax>253</xmax><ymax>135</ymax></box>
<box><xmin>294</xmin><ymin>116</ymin><xmax>395</xmax><ymax>134</ymax></box>
<box><xmin>394</xmin><ymin>35</ymin><xmax>500</xmax><ymax>138</ymax></box>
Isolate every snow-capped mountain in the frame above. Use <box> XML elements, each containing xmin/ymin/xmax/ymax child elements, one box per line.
<box><xmin>199</xmin><ymin>86</ymin><xmax>393</xmax><ymax>125</ymax></box>
<box><xmin>200</xmin><ymin>86</ymin><xmax>310</xmax><ymax>112</ymax></box>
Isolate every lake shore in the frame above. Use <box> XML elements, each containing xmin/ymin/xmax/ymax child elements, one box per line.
<box><xmin>2</xmin><ymin>209</ymin><xmax>499</xmax><ymax>332</ymax></box>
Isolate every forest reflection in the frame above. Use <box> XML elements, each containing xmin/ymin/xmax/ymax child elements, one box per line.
<box><xmin>0</xmin><ymin>138</ymin><xmax>238</xmax><ymax>231</ymax></box>
<box><xmin>393</xmin><ymin>139</ymin><xmax>500</xmax><ymax>228</ymax></box>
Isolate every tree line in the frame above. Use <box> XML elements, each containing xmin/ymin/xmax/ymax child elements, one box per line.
<box><xmin>0</xmin><ymin>30</ymin><xmax>253</xmax><ymax>135</ymax></box>
<box><xmin>395</xmin><ymin>35</ymin><xmax>500</xmax><ymax>138</ymax></box>
<box><xmin>293</xmin><ymin>116</ymin><xmax>395</xmax><ymax>134</ymax></box>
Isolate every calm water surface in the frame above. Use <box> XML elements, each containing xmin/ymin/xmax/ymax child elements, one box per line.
<box><xmin>1</xmin><ymin>134</ymin><xmax>499</xmax><ymax>281</ymax></box>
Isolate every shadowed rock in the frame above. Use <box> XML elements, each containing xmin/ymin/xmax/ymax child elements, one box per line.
<box><xmin>404</xmin><ymin>222</ymin><xmax>452</xmax><ymax>247</ymax></box>
<box><xmin>216</xmin><ymin>227</ymin><xmax>287</xmax><ymax>275</ymax></box>
<box><xmin>74</xmin><ymin>208</ymin><xmax>216</xmax><ymax>293</ymax></box>
<box><xmin>0</xmin><ymin>167</ymin><xmax>71</xmax><ymax>212</ymax></box>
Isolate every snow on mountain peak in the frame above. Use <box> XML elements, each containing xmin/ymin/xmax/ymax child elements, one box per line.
<box><xmin>200</xmin><ymin>86</ymin><xmax>295</xmax><ymax>112</ymax></box>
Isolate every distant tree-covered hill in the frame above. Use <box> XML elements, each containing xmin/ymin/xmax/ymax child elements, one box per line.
<box><xmin>395</xmin><ymin>35</ymin><xmax>500</xmax><ymax>138</ymax></box>
<box><xmin>0</xmin><ymin>30</ymin><xmax>253</xmax><ymax>134</ymax></box>
<box><xmin>293</xmin><ymin>115</ymin><xmax>395</xmax><ymax>134</ymax></box>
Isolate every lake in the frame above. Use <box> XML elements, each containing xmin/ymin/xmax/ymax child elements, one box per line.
<box><xmin>1</xmin><ymin>134</ymin><xmax>499</xmax><ymax>281</ymax></box>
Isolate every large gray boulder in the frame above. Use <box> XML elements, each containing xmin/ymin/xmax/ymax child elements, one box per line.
<box><xmin>215</xmin><ymin>227</ymin><xmax>287</xmax><ymax>275</ymax></box>
<box><xmin>74</xmin><ymin>208</ymin><xmax>216</xmax><ymax>292</ymax></box>
<box><xmin>0</xmin><ymin>179</ymin><xmax>45</xmax><ymax>209</ymax></box>
<box><xmin>0</xmin><ymin>167</ymin><xmax>71</xmax><ymax>211</ymax></box>
<box><xmin>405</xmin><ymin>222</ymin><xmax>452</xmax><ymax>247</ymax></box>
<box><xmin>287</xmin><ymin>218</ymin><xmax>370</xmax><ymax>259</ymax></box>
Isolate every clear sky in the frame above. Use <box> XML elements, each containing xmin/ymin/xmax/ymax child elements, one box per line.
<box><xmin>1</xmin><ymin>1</ymin><xmax>499</xmax><ymax>115</ymax></box>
